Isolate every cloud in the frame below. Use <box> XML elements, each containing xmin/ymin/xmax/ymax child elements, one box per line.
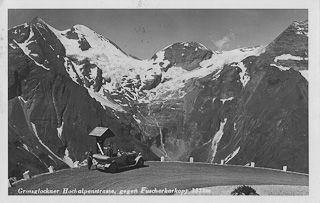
<box><xmin>212</xmin><ymin>32</ymin><xmax>235</xmax><ymax>50</ymax></box>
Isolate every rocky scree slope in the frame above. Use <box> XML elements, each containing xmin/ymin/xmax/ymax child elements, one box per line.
<box><xmin>8</xmin><ymin>17</ymin><xmax>308</xmax><ymax>178</ymax></box>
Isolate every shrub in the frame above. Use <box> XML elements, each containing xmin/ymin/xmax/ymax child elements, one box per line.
<box><xmin>231</xmin><ymin>185</ymin><xmax>259</xmax><ymax>195</ymax></box>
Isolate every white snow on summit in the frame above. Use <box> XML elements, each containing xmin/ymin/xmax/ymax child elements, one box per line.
<box><xmin>38</xmin><ymin>18</ymin><xmax>266</xmax><ymax>108</ymax></box>
<box><xmin>42</xmin><ymin>21</ymin><xmax>163</xmax><ymax>111</ymax></box>
<box><xmin>47</xmin><ymin>23</ymin><xmax>162</xmax><ymax>91</ymax></box>
<box><xmin>21</xmin><ymin>19</ymin><xmax>307</xmax><ymax>113</ymax></box>
<box><xmin>200</xmin><ymin>46</ymin><xmax>265</xmax><ymax>69</ymax></box>
<box><xmin>142</xmin><ymin>46</ymin><xmax>264</xmax><ymax>102</ymax></box>
<box><xmin>50</xmin><ymin>24</ymin><xmax>131</xmax><ymax>64</ymax></box>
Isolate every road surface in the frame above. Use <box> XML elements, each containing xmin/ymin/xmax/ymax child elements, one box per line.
<box><xmin>9</xmin><ymin>161</ymin><xmax>308</xmax><ymax>195</ymax></box>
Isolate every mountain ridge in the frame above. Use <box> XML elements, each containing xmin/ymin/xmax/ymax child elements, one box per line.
<box><xmin>8</xmin><ymin>17</ymin><xmax>309</xmax><ymax>179</ymax></box>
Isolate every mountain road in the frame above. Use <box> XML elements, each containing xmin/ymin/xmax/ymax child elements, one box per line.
<box><xmin>8</xmin><ymin>161</ymin><xmax>308</xmax><ymax>195</ymax></box>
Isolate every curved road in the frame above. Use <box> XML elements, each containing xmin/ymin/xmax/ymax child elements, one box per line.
<box><xmin>9</xmin><ymin>161</ymin><xmax>308</xmax><ymax>195</ymax></box>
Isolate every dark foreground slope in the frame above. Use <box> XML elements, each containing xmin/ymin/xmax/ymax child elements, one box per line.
<box><xmin>9</xmin><ymin>162</ymin><xmax>308</xmax><ymax>195</ymax></box>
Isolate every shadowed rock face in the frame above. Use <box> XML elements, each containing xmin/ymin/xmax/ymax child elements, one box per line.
<box><xmin>8</xmin><ymin>18</ymin><xmax>308</xmax><ymax>178</ymax></box>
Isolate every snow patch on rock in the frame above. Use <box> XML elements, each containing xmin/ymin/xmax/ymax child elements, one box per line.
<box><xmin>30</xmin><ymin>122</ymin><xmax>66</xmax><ymax>164</ymax></box>
<box><xmin>133</xmin><ymin>115</ymin><xmax>141</xmax><ymax>124</ymax></box>
<box><xmin>57</xmin><ymin>121</ymin><xmax>64</xmax><ymax>140</ymax></box>
<box><xmin>210</xmin><ymin>118</ymin><xmax>227</xmax><ymax>163</ymax></box>
<box><xmin>198</xmin><ymin>43</ymin><xmax>209</xmax><ymax>50</ymax></box>
<box><xmin>87</xmin><ymin>88</ymin><xmax>125</xmax><ymax>112</ymax></box>
<box><xmin>10</xmin><ymin>23</ymin><xmax>28</xmax><ymax>30</ymax></box>
<box><xmin>22</xmin><ymin>144</ymin><xmax>29</xmax><ymax>152</ymax></box>
<box><xmin>9</xmin><ymin>43</ymin><xmax>18</xmax><ymax>49</ymax></box>
<box><xmin>220</xmin><ymin>97</ymin><xmax>234</xmax><ymax>104</ymax></box>
<box><xmin>232</xmin><ymin>62</ymin><xmax>250</xmax><ymax>87</ymax></box>
<box><xmin>271</xmin><ymin>64</ymin><xmax>290</xmax><ymax>71</ymax></box>
<box><xmin>13</xmin><ymin>40</ymin><xmax>50</xmax><ymax>71</ymax></box>
<box><xmin>48</xmin><ymin>155</ymin><xmax>55</xmax><ymax>162</ymax></box>
<box><xmin>153</xmin><ymin>50</ymin><xmax>170</xmax><ymax>67</ymax></box>
<box><xmin>224</xmin><ymin>146</ymin><xmax>240</xmax><ymax>163</ymax></box>
<box><xmin>292</xmin><ymin>21</ymin><xmax>308</xmax><ymax>36</ymax></box>
<box><xmin>12</xmin><ymin>26</ymin><xmax>50</xmax><ymax>71</ymax></box>
<box><xmin>274</xmin><ymin>54</ymin><xmax>305</xmax><ymax>62</ymax></box>
<box><xmin>63</xmin><ymin>148</ymin><xmax>74</xmax><ymax>168</ymax></box>
<box><xmin>64</xmin><ymin>57</ymin><xmax>80</xmax><ymax>83</ymax></box>
<box><xmin>18</xmin><ymin>96</ymin><xmax>27</xmax><ymax>103</ymax></box>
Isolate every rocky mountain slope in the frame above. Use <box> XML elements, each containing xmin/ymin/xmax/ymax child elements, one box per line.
<box><xmin>8</xmin><ymin>17</ymin><xmax>308</xmax><ymax>178</ymax></box>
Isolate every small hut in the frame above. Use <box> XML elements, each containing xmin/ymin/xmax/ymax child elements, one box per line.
<box><xmin>89</xmin><ymin>127</ymin><xmax>115</xmax><ymax>154</ymax></box>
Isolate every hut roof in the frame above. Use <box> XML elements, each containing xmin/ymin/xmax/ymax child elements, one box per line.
<box><xmin>89</xmin><ymin>127</ymin><xmax>110</xmax><ymax>137</ymax></box>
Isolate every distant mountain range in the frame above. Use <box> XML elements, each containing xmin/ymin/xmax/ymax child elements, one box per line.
<box><xmin>8</xmin><ymin>17</ymin><xmax>308</xmax><ymax>178</ymax></box>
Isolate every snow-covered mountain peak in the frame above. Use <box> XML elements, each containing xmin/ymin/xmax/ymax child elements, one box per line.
<box><xmin>72</xmin><ymin>24</ymin><xmax>94</xmax><ymax>33</ymax></box>
<box><xmin>8</xmin><ymin>18</ymin><xmax>163</xmax><ymax>112</ymax></box>
<box><xmin>151</xmin><ymin>41</ymin><xmax>215</xmax><ymax>72</ymax></box>
<box><xmin>49</xmin><ymin>24</ymin><xmax>129</xmax><ymax>60</ymax></box>
<box><xmin>141</xmin><ymin>45</ymin><xmax>265</xmax><ymax>102</ymax></box>
<box><xmin>179</xmin><ymin>41</ymin><xmax>211</xmax><ymax>51</ymax></box>
<box><xmin>9</xmin><ymin>17</ymin><xmax>308</xmax><ymax>111</ymax></box>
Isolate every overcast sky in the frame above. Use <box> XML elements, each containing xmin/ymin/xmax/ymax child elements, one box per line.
<box><xmin>8</xmin><ymin>9</ymin><xmax>307</xmax><ymax>59</ymax></box>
